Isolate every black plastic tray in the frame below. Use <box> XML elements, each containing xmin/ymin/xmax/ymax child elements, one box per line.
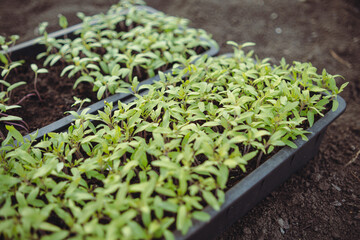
<box><xmin>174</xmin><ymin>96</ymin><xmax>346</xmax><ymax>239</ymax></box>
<box><xmin>2</xmin><ymin>6</ymin><xmax>218</xmax><ymax>140</ymax></box>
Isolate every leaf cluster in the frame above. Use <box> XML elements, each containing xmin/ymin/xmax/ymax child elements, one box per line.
<box><xmin>0</xmin><ymin>35</ymin><xmax>29</xmax><ymax>139</ymax></box>
<box><xmin>0</xmin><ymin>42</ymin><xmax>347</xmax><ymax>239</ymax></box>
<box><xmin>0</xmin><ymin>35</ymin><xmax>50</xmax><ymax>139</ymax></box>
<box><xmin>37</xmin><ymin>0</ymin><xmax>217</xmax><ymax>100</ymax></box>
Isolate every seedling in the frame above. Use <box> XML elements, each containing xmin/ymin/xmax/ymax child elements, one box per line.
<box><xmin>0</xmin><ymin>35</ymin><xmax>35</xmax><ymax>138</ymax></box>
<box><xmin>30</xmin><ymin>64</ymin><xmax>48</xmax><ymax>101</ymax></box>
<box><xmin>37</xmin><ymin>0</ymin><xmax>217</xmax><ymax>100</ymax></box>
<box><xmin>58</xmin><ymin>14</ymin><xmax>68</xmax><ymax>30</ymax></box>
<box><xmin>71</xmin><ymin>96</ymin><xmax>91</xmax><ymax>112</ymax></box>
<box><xmin>0</xmin><ymin>39</ymin><xmax>347</xmax><ymax>239</ymax></box>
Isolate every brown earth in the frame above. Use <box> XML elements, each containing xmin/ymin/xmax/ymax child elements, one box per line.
<box><xmin>0</xmin><ymin>0</ymin><xmax>359</xmax><ymax>239</ymax></box>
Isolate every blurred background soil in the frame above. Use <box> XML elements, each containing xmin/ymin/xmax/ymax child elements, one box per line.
<box><xmin>0</xmin><ymin>0</ymin><xmax>359</xmax><ymax>239</ymax></box>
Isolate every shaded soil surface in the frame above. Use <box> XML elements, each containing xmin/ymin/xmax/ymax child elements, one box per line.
<box><xmin>4</xmin><ymin>59</ymin><xmax>99</xmax><ymax>134</ymax></box>
<box><xmin>0</xmin><ymin>0</ymin><xmax>359</xmax><ymax>239</ymax></box>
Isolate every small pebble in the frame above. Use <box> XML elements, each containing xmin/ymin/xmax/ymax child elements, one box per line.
<box><xmin>275</xmin><ymin>27</ymin><xmax>282</xmax><ymax>34</ymax></box>
<box><xmin>332</xmin><ymin>231</ymin><xmax>341</xmax><ymax>239</ymax></box>
<box><xmin>270</xmin><ymin>12</ymin><xmax>278</xmax><ymax>20</ymax></box>
<box><xmin>277</xmin><ymin>218</ymin><xmax>290</xmax><ymax>229</ymax></box>
<box><xmin>331</xmin><ymin>200</ymin><xmax>342</xmax><ymax>207</ymax></box>
<box><xmin>331</xmin><ymin>183</ymin><xmax>341</xmax><ymax>192</ymax></box>
<box><xmin>311</xmin><ymin>32</ymin><xmax>318</xmax><ymax>38</ymax></box>
<box><xmin>243</xmin><ymin>227</ymin><xmax>251</xmax><ymax>235</ymax></box>
<box><xmin>313</xmin><ymin>173</ymin><xmax>322</xmax><ymax>182</ymax></box>
<box><xmin>319</xmin><ymin>181</ymin><xmax>330</xmax><ymax>191</ymax></box>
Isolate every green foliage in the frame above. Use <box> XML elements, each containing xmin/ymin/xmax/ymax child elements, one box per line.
<box><xmin>31</xmin><ymin>63</ymin><xmax>48</xmax><ymax>100</ymax></box>
<box><xmin>58</xmin><ymin>14</ymin><xmax>68</xmax><ymax>29</ymax></box>
<box><xmin>0</xmin><ymin>35</ymin><xmax>29</xmax><ymax>139</ymax></box>
<box><xmin>71</xmin><ymin>96</ymin><xmax>91</xmax><ymax>112</ymax></box>
<box><xmin>37</xmin><ymin>0</ymin><xmax>217</xmax><ymax>100</ymax></box>
<box><xmin>0</xmin><ymin>39</ymin><xmax>347</xmax><ymax>239</ymax></box>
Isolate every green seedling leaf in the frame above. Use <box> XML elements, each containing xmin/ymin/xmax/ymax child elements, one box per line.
<box><xmin>156</xmin><ymin>187</ymin><xmax>177</xmax><ymax>198</ymax></box>
<box><xmin>192</xmin><ymin>211</ymin><xmax>211</xmax><ymax>222</ymax></box>
<box><xmin>198</xmin><ymin>102</ymin><xmax>205</xmax><ymax>112</ymax></box>
<box><xmin>7</xmin><ymin>81</ymin><xmax>26</xmax><ymax>92</ymax></box>
<box><xmin>32</xmin><ymin>159</ymin><xmax>57</xmax><ymax>179</ymax></box>
<box><xmin>0</xmin><ymin>80</ymin><xmax>10</xmax><ymax>87</ymax></box>
<box><xmin>97</xmin><ymin>86</ymin><xmax>107</xmax><ymax>100</ymax></box>
<box><xmin>178</xmin><ymin>168</ymin><xmax>188</xmax><ymax>196</ymax></box>
<box><xmin>0</xmin><ymin>174</ymin><xmax>21</xmax><ymax>188</ymax></box>
<box><xmin>226</xmin><ymin>41</ymin><xmax>239</xmax><ymax>48</ymax></box>
<box><xmin>152</xmin><ymin>160</ymin><xmax>179</xmax><ymax>170</ymax></box>
<box><xmin>176</xmin><ymin>205</ymin><xmax>187</xmax><ymax>232</ymax></box>
<box><xmin>40</xmin><ymin>231</ymin><xmax>69</xmax><ymax>240</ymax></box>
<box><xmin>161</xmin><ymin>200</ymin><xmax>179</xmax><ymax>213</ymax></box>
<box><xmin>241</xmin><ymin>42</ymin><xmax>256</xmax><ymax>48</ymax></box>
<box><xmin>268</xmin><ymin>130</ymin><xmax>287</xmax><ymax>146</ymax></box>
<box><xmin>50</xmin><ymin>55</ymin><xmax>62</xmax><ymax>66</ymax></box>
<box><xmin>0</xmin><ymin>197</ymin><xmax>17</xmax><ymax>217</ymax></box>
<box><xmin>16</xmin><ymin>192</ymin><xmax>27</xmax><ymax>208</ymax></box>
<box><xmin>60</xmin><ymin>65</ymin><xmax>75</xmax><ymax>77</ymax></box>
<box><xmin>5</xmin><ymin>125</ymin><xmax>24</xmax><ymax>143</ymax></box>
<box><xmin>217</xmin><ymin>164</ymin><xmax>229</xmax><ymax>189</ymax></box>
<box><xmin>1</xmin><ymin>115</ymin><xmax>23</xmax><ymax>122</ymax></box>
<box><xmin>74</xmin><ymin>75</ymin><xmax>94</xmax><ymax>89</ymax></box>
<box><xmin>100</xmin><ymin>61</ymin><xmax>109</xmax><ymax>74</ymax></box>
<box><xmin>0</xmin><ymin>53</ymin><xmax>8</xmax><ymax>65</ymax></box>
<box><xmin>159</xmin><ymin>71</ymin><xmax>166</xmax><ymax>82</ymax></box>
<box><xmin>58</xmin><ymin>14</ymin><xmax>68</xmax><ymax>29</ymax></box>
<box><xmin>37</xmin><ymin>68</ymin><xmax>49</xmax><ymax>74</ymax></box>
<box><xmin>283</xmin><ymin>139</ymin><xmax>298</xmax><ymax>148</ymax></box>
<box><xmin>307</xmin><ymin>110</ymin><xmax>315</xmax><ymax>127</ymax></box>
<box><xmin>39</xmin><ymin>222</ymin><xmax>62</xmax><ymax>232</ymax></box>
<box><xmin>164</xmin><ymin>230</ymin><xmax>175</xmax><ymax>240</ymax></box>
<box><xmin>332</xmin><ymin>99</ymin><xmax>339</xmax><ymax>112</ymax></box>
<box><xmin>339</xmin><ymin>82</ymin><xmax>349</xmax><ymax>93</ymax></box>
<box><xmin>202</xmin><ymin>190</ymin><xmax>220</xmax><ymax>211</ymax></box>
<box><xmin>30</xmin><ymin>63</ymin><xmax>38</xmax><ymax>72</ymax></box>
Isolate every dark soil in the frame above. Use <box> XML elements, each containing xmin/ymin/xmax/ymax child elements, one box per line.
<box><xmin>4</xmin><ymin>58</ymin><xmax>98</xmax><ymax>133</ymax></box>
<box><xmin>0</xmin><ymin>0</ymin><xmax>359</xmax><ymax>239</ymax></box>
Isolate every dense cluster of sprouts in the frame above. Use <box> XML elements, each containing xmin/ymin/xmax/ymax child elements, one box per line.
<box><xmin>0</xmin><ymin>37</ymin><xmax>347</xmax><ymax>238</ymax></box>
